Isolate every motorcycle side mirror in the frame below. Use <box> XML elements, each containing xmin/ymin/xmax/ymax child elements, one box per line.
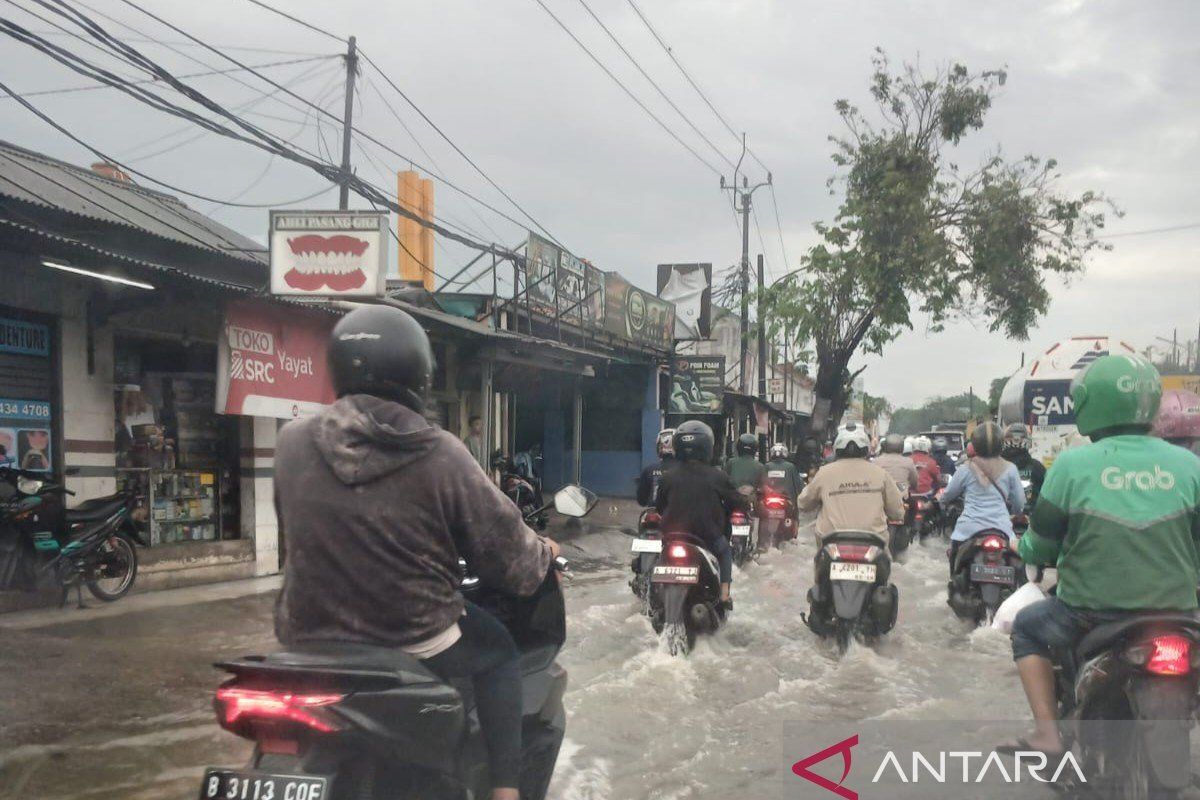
<box><xmin>554</xmin><ymin>484</ymin><xmax>597</xmax><ymax>518</ymax></box>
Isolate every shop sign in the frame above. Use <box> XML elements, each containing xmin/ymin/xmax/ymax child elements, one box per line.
<box><xmin>270</xmin><ymin>210</ymin><xmax>388</xmax><ymax>297</ymax></box>
<box><xmin>603</xmin><ymin>272</ymin><xmax>675</xmax><ymax>350</ymax></box>
<box><xmin>0</xmin><ymin>317</ymin><xmax>50</xmax><ymax>357</ymax></box>
<box><xmin>0</xmin><ymin>398</ymin><xmax>52</xmax><ymax>471</ymax></box>
<box><xmin>524</xmin><ymin>233</ymin><xmax>606</xmax><ymax>327</ymax></box>
<box><xmin>669</xmin><ymin>356</ymin><xmax>724</xmax><ymax>415</ymax></box>
<box><xmin>216</xmin><ymin>301</ymin><xmax>336</xmax><ymax>419</ymax></box>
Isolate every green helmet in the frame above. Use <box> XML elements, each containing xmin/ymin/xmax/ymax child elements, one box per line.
<box><xmin>1071</xmin><ymin>354</ymin><xmax>1162</xmax><ymax>437</ymax></box>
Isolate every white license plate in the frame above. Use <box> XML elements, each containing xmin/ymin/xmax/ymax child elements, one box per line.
<box><xmin>652</xmin><ymin>565</ymin><xmax>699</xmax><ymax>584</ymax></box>
<box><xmin>766</xmin><ymin>509</ymin><xmax>785</xmax><ymax>519</ymax></box>
<box><xmin>631</xmin><ymin>538</ymin><xmax>662</xmax><ymax>553</ymax></box>
<box><xmin>732</xmin><ymin>525</ymin><xmax>751</xmax><ymax>537</ymax></box>
<box><xmin>200</xmin><ymin>769</ymin><xmax>327</xmax><ymax>800</ymax></box>
<box><xmin>829</xmin><ymin>562</ymin><xmax>877</xmax><ymax>583</ymax></box>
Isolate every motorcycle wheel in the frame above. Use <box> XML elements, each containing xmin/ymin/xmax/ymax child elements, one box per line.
<box><xmin>834</xmin><ymin>624</ymin><xmax>852</xmax><ymax>655</ymax></box>
<box><xmin>85</xmin><ymin>535</ymin><xmax>137</xmax><ymax>602</ymax></box>
<box><xmin>1123</xmin><ymin>743</ymin><xmax>1180</xmax><ymax>800</ymax></box>
<box><xmin>520</xmin><ymin>716</ymin><xmax>565</xmax><ymax>800</ymax></box>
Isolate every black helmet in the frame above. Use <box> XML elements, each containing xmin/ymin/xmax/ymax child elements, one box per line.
<box><xmin>328</xmin><ymin>305</ymin><xmax>433</xmax><ymax>411</ymax></box>
<box><xmin>970</xmin><ymin>421</ymin><xmax>1004</xmax><ymax>458</ymax></box>
<box><xmin>931</xmin><ymin>436</ymin><xmax>948</xmax><ymax>453</ymax></box>
<box><xmin>736</xmin><ymin>433</ymin><xmax>758</xmax><ymax>455</ymax></box>
<box><xmin>674</xmin><ymin>420</ymin><xmax>715</xmax><ymax>463</ymax></box>
<box><xmin>882</xmin><ymin>433</ymin><xmax>905</xmax><ymax>454</ymax></box>
<box><xmin>1003</xmin><ymin>422</ymin><xmax>1030</xmax><ymax>450</ymax></box>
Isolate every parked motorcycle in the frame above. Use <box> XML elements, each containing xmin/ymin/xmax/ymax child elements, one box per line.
<box><xmin>494</xmin><ymin>451</ymin><xmax>547</xmax><ymax>531</ymax></box>
<box><xmin>1053</xmin><ymin>612</ymin><xmax>1200</xmax><ymax>798</ymax></box>
<box><xmin>804</xmin><ymin>530</ymin><xmax>898</xmax><ymax>653</ymax></box>
<box><xmin>730</xmin><ymin>507</ymin><xmax>755</xmax><ymax>567</ymax></box>
<box><xmin>628</xmin><ymin>508</ymin><xmax>662</xmax><ymax>602</ymax></box>
<box><xmin>648</xmin><ymin>532</ymin><xmax>725</xmax><ymax>656</ymax></box>
<box><xmin>757</xmin><ymin>490</ymin><xmax>796</xmax><ymax>551</ymax></box>
<box><xmin>0</xmin><ymin>464</ymin><xmax>143</xmax><ymax>607</ymax></box>
<box><xmin>201</xmin><ymin>484</ymin><xmax>597</xmax><ymax>800</ymax></box>
<box><xmin>946</xmin><ymin>530</ymin><xmax>1025</xmax><ymax>625</ymax></box>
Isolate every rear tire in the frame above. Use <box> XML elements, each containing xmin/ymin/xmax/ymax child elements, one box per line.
<box><xmin>85</xmin><ymin>535</ymin><xmax>137</xmax><ymax>602</ymax></box>
<box><xmin>520</xmin><ymin>717</ymin><xmax>565</xmax><ymax>800</ymax></box>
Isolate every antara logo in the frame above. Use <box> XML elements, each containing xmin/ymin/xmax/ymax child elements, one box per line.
<box><xmin>1101</xmin><ymin>465</ymin><xmax>1176</xmax><ymax>491</ymax></box>
<box><xmin>793</xmin><ymin>735</ymin><xmax>858</xmax><ymax>799</ymax></box>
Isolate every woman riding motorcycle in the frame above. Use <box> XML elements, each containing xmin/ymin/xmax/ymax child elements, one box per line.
<box><xmin>939</xmin><ymin>422</ymin><xmax>1025</xmax><ymax>568</ymax></box>
<box><xmin>273</xmin><ymin>305</ymin><xmax>559</xmax><ymax>800</ymax></box>
<box><xmin>1153</xmin><ymin>388</ymin><xmax>1200</xmax><ymax>455</ymax></box>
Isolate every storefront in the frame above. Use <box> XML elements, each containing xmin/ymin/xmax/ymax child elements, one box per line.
<box><xmin>0</xmin><ymin>308</ymin><xmax>58</xmax><ymax>474</ymax></box>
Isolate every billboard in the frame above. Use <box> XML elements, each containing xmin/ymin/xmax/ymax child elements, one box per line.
<box><xmin>657</xmin><ymin>263</ymin><xmax>712</xmax><ymax>340</ymax></box>
<box><xmin>216</xmin><ymin>300</ymin><xmax>337</xmax><ymax>419</ymax></box>
<box><xmin>1163</xmin><ymin>374</ymin><xmax>1200</xmax><ymax>394</ymax></box>
<box><xmin>603</xmin><ymin>272</ymin><xmax>675</xmax><ymax>350</ymax></box>
<box><xmin>270</xmin><ymin>210</ymin><xmax>388</xmax><ymax>297</ymax></box>
<box><xmin>669</xmin><ymin>356</ymin><xmax>725</xmax><ymax>415</ymax></box>
<box><xmin>524</xmin><ymin>233</ymin><xmax>606</xmax><ymax>327</ymax></box>
<box><xmin>1023</xmin><ymin>379</ymin><xmax>1075</xmax><ymax>426</ymax></box>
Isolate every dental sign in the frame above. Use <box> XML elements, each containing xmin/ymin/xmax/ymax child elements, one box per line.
<box><xmin>216</xmin><ymin>300</ymin><xmax>336</xmax><ymax>419</ymax></box>
<box><xmin>269</xmin><ymin>210</ymin><xmax>388</xmax><ymax>297</ymax></box>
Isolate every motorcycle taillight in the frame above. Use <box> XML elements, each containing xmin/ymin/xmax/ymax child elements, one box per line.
<box><xmin>826</xmin><ymin>543</ymin><xmax>880</xmax><ymax>562</ymax></box>
<box><xmin>667</xmin><ymin>543</ymin><xmax>689</xmax><ymax>561</ymax></box>
<box><xmin>643</xmin><ymin>511</ymin><xmax>661</xmax><ymax>527</ymax></box>
<box><xmin>981</xmin><ymin>536</ymin><xmax>1007</xmax><ymax>552</ymax></box>
<box><xmin>763</xmin><ymin>495</ymin><xmax>787</xmax><ymax>510</ymax></box>
<box><xmin>215</xmin><ymin>687</ymin><xmax>345</xmax><ymax>734</ymax></box>
<box><xmin>1145</xmin><ymin>636</ymin><xmax>1192</xmax><ymax>676</ymax></box>
<box><xmin>730</xmin><ymin>511</ymin><xmax>748</xmax><ymax>524</ymax></box>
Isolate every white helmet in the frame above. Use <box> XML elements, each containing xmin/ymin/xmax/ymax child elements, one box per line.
<box><xmin>834</xmin><ymin>425</ymin><xmax>870</xmax><ymax>457</ymax></box>
<box><xmin>769</xmin><ymin>442</ymin><xmax>788</xmax><ymax>460</ymax></box>
<box><xmin>656</xmin><ymin>428</ymin><xmax>675</xmax><ymax>457</ymax></box>
<box><xmin>902</xmin><ymin>436</ymin><xmax>915</xmax><ymax>455</ymax></box>
<box><xmin>914</xmin><ymin>435</ymin><xmax>932</xmax><ymax>453</ymax></box>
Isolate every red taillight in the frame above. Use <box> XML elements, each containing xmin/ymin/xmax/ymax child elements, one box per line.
<box><xmin>763</xmin><ymin>495</ymin><xmax>787</xmax><ymax>510</ymax></box>
<box><xmin>642</xmin><ymin>511</ymin><xmax>661</xmax><ymax>528</ymax></box>
<box><xmin>1146</xmin><ymin>636</ymin><xmax>1191</xmax><ymax>676</ymax></box>
<box><xmin>981</xmin><ymin>536</ymin><xmax>1006</xmax><ymax>552</ymax></box>
<box><xmin>216</xmin><ymin>687</ymin><xmax>345</xmax><ymax>733</ymax></box>
<box><xmin>834</xmin><ymin>544</ymin><xmax>872</xmax><ymax>562</ymax></box>
<box><xmin>668</xmin><ymin>544</ymin><xmax>689</xmax><ymax>560</ymax></box>
<box><xmin>730</xmin><ymin>511</ymin><xmax>748</xmax><ymax>524</ymax></box>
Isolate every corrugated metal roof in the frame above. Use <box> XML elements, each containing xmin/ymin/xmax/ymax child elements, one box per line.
<box><xmin>0</xmin><ymin>140</ymin><xmax>267</xmax><ymax>265</ymax></box>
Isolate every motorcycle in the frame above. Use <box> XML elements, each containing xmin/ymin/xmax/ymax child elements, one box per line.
<box><xmin>201</xmin><ymin>484</ymin><xmax>597</xmax><ymax>800</ymax></box>
<box><xmin>730</xmin><ymin>507</ymin><xmax>756</xmax><ymax>567</ymax></box>
<box><xmin>1053</xmin><ymin>612</ymin><xmax>1200</xmax><ymax>798</ymax></box>
<box><xmin>648</xmin><ymin>532</ymin><xmax>725</xmax><ymax>656</ymax></box>
<box><xmin>496</xmin><ymin>454</ymin><xmax>547</xmax><ymax>531</ymax></box>
<box><xmin>804</xmin><ymin>530</ymin><xmax>898</xmax><ymax>653</ymax></box>
<box><xmin>946</xmin><ymin>530</ymin><xmax>1026</xmax><ymax>625</ymax></box>
<box><xmin>757</xmin><ymin>491</ymin><xmax>796</xmax><ymax>551</ymax></box>
<box><xmin>887</xmin><ymin>514</ymin><xmax>910</xmax><ymax>558</ymax></box>
<box><xmin>912</xmin><ymin>493</ymin><xmax>937</xmax><ymax>541</ymax></box>
<box><xmin>0</xmin><ymin>464</ymin><xmax>143</xmax><ymax>607</ymax></box>
<box><xmin>628</xmin><ymin>508</ymin><xmax>662</xmax><ymax>602</ymax></box>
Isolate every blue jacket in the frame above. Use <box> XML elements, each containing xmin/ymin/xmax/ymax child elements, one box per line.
<box><xmin>941</xmin><ymin>458</ymin><xmax>1025</xmax><ymax>542</ymax></box>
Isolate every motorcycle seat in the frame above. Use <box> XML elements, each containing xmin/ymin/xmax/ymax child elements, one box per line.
<box><xmin>66</xmin><ymin>496</ymin><xmax>126</xmax><ymax>523</ymax></box>
<box><xmin>220</xmin><ymin>642</ymin><xmax>444</xmax><ymax>685</ymax></box>
<box><xmin>1075</xmin><ymin>612</ymin><xmax>1200</xmax><ymax>662</ymax></box>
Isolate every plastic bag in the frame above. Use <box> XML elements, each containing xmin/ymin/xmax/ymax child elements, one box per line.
<box><xmin>991</xmin><ymin>581</ymin><xmax>1046</xmax><ymax>634</ymax></box>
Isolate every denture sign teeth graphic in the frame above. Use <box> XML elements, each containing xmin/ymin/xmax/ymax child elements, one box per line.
<box><xmin>284</xmin><ymin>234</ymin><xmax>370</xmax><ymax>291</ymax></box>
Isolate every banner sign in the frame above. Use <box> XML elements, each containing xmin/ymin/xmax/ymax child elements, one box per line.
<box><xmin>603</xmin><ymin>272</ymin><xmax>675</xmax><ymax>350</ymax></box>
<box><xmin>1163</xmin><ymin>374</ymin><xmax>1200</xmax><ymax>394</ymax></box>
<box><xmin>1023</xmin><ymin>379</ymin><xmax>1075</xmax><ymax>426</ymax></box>
<box><xmin>0</xmin><ymin>398</ymin><xmax>51</xmax><ymax>471</ymax></box>
<box><xmin>270</xmin><ymin>210</ymin><xmax>388</xmax><ymax>297</ymax></box>
<box><xmin>0</xmin><ymin>317</ymin><xmax>50</xmax><ymax>357</ymax></box>
<box><xmin>669</xmin><ymin>356</ymin><xmax>725</xmax><ymax>415</ymax></box>
<box><xmin>216</xmin><ymin>301</ymin><xmax>336</xmax><ymax>419</ymax></box>
<box><xmin>524</xmin><ymin>233</ymin><xmax>607</xmax><ymax>328</ymax></box>
<box><xmin>657</xmin><ymin>263</ymin><xmax>712</xmax><ymax>340</ymax></box>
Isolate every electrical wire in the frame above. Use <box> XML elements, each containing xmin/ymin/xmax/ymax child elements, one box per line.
<box><xmin>528</xmin><ymin>0</ymin><xmax>723</xmax><ymax>176</ymax></box>
<box><xmin>25</xmin><ymin>28</ymin><xmax>327</xmax><ymax>56</ymax></box>
<box><xmin>767</xmin><ymin>182</ymin><xmax>791</xmax><ymax>274</ymax></box>
<box><xmin>1098</xmin><ymin>222</ymin><xmax>1200</xmax><ymax>239</ymax></box>
<box><xmin>236</xmin><ymin>0</ymin><xmax>346</xmax><ymax>45</ymax></box>
<box><xmin>572</xmin><ymin>0</ymin><xmax>735</xmax><ymax>170</ymax></box>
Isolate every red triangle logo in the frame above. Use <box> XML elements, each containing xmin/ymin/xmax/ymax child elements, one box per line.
<box><xmin>792</xmin><ymin>734</ymin><xmax>859</xmax><ymax>799</ymax></box>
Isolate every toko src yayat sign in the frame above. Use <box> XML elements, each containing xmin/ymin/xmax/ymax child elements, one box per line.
<box><xmin>216</xmin><ymin>301</ymin><xmax>336</xmax><ymax>419</ymax></box>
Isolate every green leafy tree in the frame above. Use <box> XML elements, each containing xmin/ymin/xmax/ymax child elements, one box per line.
<box><xmin>761</xmin><ymin>51</ymin><xmax>1114</xmax><ymax>435</ymax></box>
<box><xmin>889</xmin><ymin>392</ymin><xmax>979</xmax><ymax>435</ymax></box>
<box><xmin>988</xmin><ymin>376</ymin><xmax>1009</xmax><ymax>415</ymax></box>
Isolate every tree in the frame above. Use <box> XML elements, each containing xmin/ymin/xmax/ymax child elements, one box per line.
<box><xmin>988</xmin><ymin>376</ymin><xmax>1009</xmax><ymax>415</ymax></box>
<box><xmin>761</xmin><ymin>51</ymin><xmax>1114</xmax><ymax>435</ymax></box>
<box><xmin>861</xmin><ymin>392</ymin><xmax>892</xmax><ymax>429</ymax></box>
<box><xmin>889</xmin><ymin>392</ymin><xmax>977</xmax><ymax>435</ymax></box>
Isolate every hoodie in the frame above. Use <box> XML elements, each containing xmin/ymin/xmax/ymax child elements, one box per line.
<box><xmin>273</xmin><ymin>394</ymin><xmax>553</xmax><ymax>648</ymax></box>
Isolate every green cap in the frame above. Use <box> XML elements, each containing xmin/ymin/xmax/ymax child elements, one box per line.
<box><xmin>1071</xmin><ymin>354</ymin><xmax>1162</xmax><ymax>437</ymax></box>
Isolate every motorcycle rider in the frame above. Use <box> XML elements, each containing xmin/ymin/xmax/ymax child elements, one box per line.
<box><xmin>910</xmin><ymin>435</ymin><xmax>943</xmax><ymax>495</ymax></box>
<box><xmin>874</xmin><ymin>433</ymin><xmax>920</xmax><ymax>498</ymax></box>
<box><xmin>798</xmin><ymin>425</ymin><xmax>906</xmax><ymax>549</ymax></box>
<box><xmin>764</xmin><ymin>442</ymin><xmax>803</xmax><ymax>504</ymax></box>
<box><xmin>1154</xmin><ymin>388</ymin><xmax>1200</xmax><ymax>455</ymax></box>
<box><xmin>931</xmin><ymin>435</ymin><xmax>957</xmax><ymax>477</ymax></box>
<box><xmin>1000</xmin><ymin>422</ymin><xmax>1047</xmax><ymax>504</ymax></box>
<box><xmin>940</xmin><ymin>422</ymin><xmax>1024</xmax><ymax>569</ymax></box>
<box><xmin>657</xmin><ymin>420</ymin><xmax>747</xmax><ymax>610</ymax></box>
<box><xmin>636</xmin><ymin>428</ymin><xmax>677</xmax><ymax>506</ymax></box>
<box><xmin>725</xmin><ymin>432</ymin><xmax>767</xmax><ymax>493</ymax></box>
<box><xmin>273</xmin><ymin>306</ymin><xmax>560</xmax><ymax>800</ymax></box>
<box><xmin>1007</xmin><ymin>355</ymin><xmax>1200</xmax><ymax>757</ymax></box>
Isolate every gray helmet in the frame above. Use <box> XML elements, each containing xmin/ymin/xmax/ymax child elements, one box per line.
<box><xmin>1003</xmin><ymin>422</ymin><xmax>1030</xmax><ymax>450</ymax></box>
<box><xmin>882</xmin><ymin>433</ymin><xmax>905</xmax><ymax>454</ymax></box>
<box><xmin>931</xmin><ymin>436</ymin><xmax>949</xmax><ymax>453</ymax></box>
<box><xmin>736</xmin><ymin>433</ymin><xmax>758</xmax><ymax>455</ymax></box>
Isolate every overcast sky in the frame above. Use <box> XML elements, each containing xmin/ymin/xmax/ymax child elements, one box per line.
<box><xmin>2</xmin><ymin>0</ymin><xmax>1197</xmax><ymax>406</ymax></box>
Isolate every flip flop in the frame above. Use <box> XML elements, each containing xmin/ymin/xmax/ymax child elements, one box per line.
<box><xmin>993</xmin><ymin>737</ymin><xmax>1066</xmax><ymax>759</ymax></box>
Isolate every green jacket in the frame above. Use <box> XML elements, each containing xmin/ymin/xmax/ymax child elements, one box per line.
<box><xmin>724</xmin><ymin>455</ymin><xmax>766</xmax><ymax>491</ymax></box>
<box><xmin>1019</xmin><ymin>434</ymin><xmax>1200</xmax><ymax>611</ymax></box>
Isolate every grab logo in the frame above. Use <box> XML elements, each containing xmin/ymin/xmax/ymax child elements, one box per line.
<box><xmin>1100</xmin><ymin>465</ymin><xmax>1176</xmax><ymax>491</ymax></box>
<box><xmin>1115</xmin><ymin>375</ymin><xmax>1157</xmax><ymax>393</ymax></box>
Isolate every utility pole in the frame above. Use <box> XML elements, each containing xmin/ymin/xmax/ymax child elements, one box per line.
<box><xmin>337</xmin><ymin>35</ymin><xmax>359</xmax><ymax>210</ymax></box>
<box><xmin>757</xmin><ymin>253</ymin><xmax>767</xmax><ymax>401</ymax></box>
<box><xmin>720</xmin><ymin>137</ymin><xmax>772</xmax><ymax>394</ymax></box>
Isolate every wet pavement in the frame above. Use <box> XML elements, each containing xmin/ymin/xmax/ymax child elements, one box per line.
<box><xmin>0</xmin><ymin>512</ymin><xmax>1045</xmax><ymax>799</ymax></box>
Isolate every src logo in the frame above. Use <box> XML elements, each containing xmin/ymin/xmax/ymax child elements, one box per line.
<box><xmin>1101</xmin><ymin>465</ymin><xmax>1176</xmax><ymax>491</ymax></box>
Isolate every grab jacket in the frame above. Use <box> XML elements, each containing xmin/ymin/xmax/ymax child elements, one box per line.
<box><xmin>273</xmin><ymin>394</ymin><xmax>553</xmax><ymax>648</ymax></box>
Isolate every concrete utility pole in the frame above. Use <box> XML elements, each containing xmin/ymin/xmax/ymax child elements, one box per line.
<box><xmin>337</xmin><ymin>35</ymin><xmax>359</xmax><ymax>210</ymax></box>
<box><xmin>720</xmin><ymin>135</ymin><xmax>772</xmax><ymax>394</ymax></box>
<box><xmin>757</xmin><ymin>253</ymin><xmax>767</xmax><ymax>402</ymax></box>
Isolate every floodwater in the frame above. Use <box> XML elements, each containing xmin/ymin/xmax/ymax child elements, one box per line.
<box><xmin>0</xmin><ymin>517</ymin><xmax>1035</xmax><ymax>799</ymax></box>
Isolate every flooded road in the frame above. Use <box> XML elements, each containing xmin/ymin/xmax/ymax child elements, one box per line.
<box><xmin>0</xmin><ymin>517</ymin><xmax>1031</xmax><ymax>799</ymax></box>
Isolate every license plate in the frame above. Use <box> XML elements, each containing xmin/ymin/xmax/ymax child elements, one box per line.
<box><xmin>631</xmin><ymin>538</ymin><xmax>662</xmax><ymax>553</ymax></box>
<box><xmin>766</xmin><ymin>509</ymin><xmax>785</xmax><ymax>519</ymax></box>
<box><xmin>732</xmin><ymin>525</ymin><xmax>751</xmax><ymax>537</ymax></box>
<box><xmin>829</xmin><ymin>562</ymin><xmax>876</xmax><ymax>583</ymax></box>
<box><xmin>970</xmin><ymin>563</ymin><xmax>1016</xmax><ymax>585</ymax></box>
<box><xmin>200</xmin><ymin>769</ymin><xmax>328</xmax><ymax>800</ymax></box>
<box><xmin>652</xmin><ymin>565</ymin><xmax>699</xmax><ymax>584</ymax></box>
